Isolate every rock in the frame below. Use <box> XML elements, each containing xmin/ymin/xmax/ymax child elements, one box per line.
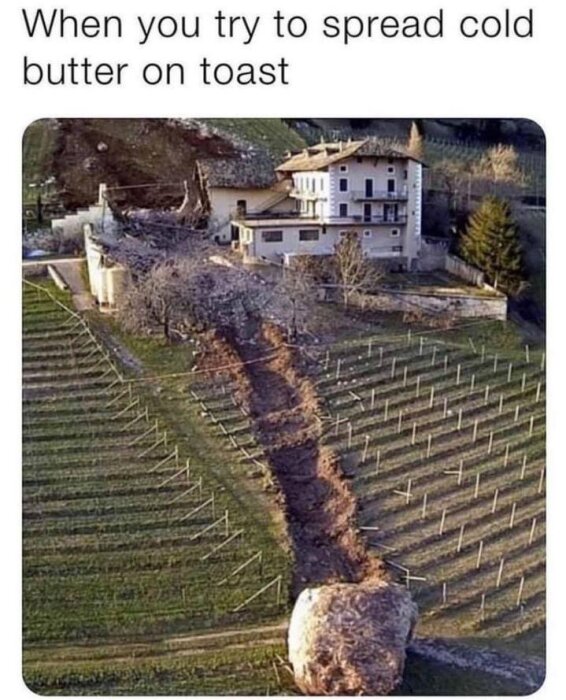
<box><xmin>288</xmin><ymin>580</ymin><xmax>418</xmax><ymax>696</ymax></box>
<box><xmin>82</xmin><ymin>156</ymin><xmax>98</xmax><ymax>172</ymax></box>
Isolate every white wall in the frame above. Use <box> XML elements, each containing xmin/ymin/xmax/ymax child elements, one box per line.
<box><xmin>241</xmin><ymin>224</ymin><xmax>408</xmax><ymax>264</ymax></box>
<box><xmin>84</xmin><ymin>223</ymin><xmax>128</xmax><ymax>308</ymax></box>
<box><xmin>84</xmin><ymin>224</ymin><xmax>107</xmax><ymax>303</ymax></box>
<box><xmin>291</xmin><ymin>171</ymin><xmax>331</xmax><ymax>218</ymax></box>
<box><xmin>208</xmin><ymin>187</ymin><xmax>295</xmax><ymax>242</ymax></box>
<box><xmin>328</xmin><ymin>157</ymin><xmax>410</xmax><ymax>218</ymax></box>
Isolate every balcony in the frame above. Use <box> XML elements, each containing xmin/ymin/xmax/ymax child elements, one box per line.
<box><xmin>289</xmin><ymin>188</ymin><xmax>327</xmax><ymax>201</ymax></box>
<box><xmin>328</xmin><ymin>214</ymin><xmax>408</xmax><ymax>225</ymax></box>
<box><xmin>232</xmin><ymin>210</ymin><xmax>304</xmax><ymax>221</ymax></box>
<box><xmin>232</xmin><ymin>210</ymin><xmax>408</xmax><ymax>226</ymax></box>
<box><xmin>351</xmin><ymin>190</ymin><xmax>408</xmax><ymax>201</ymax></box>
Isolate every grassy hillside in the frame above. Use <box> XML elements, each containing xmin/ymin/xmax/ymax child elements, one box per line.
<box><xmin>199</xmin><ymin>118</ymin><xmax>306</xmax><ymax>159</ymax></box>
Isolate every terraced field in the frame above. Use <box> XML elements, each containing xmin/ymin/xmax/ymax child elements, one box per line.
<box><xmin>316</xmin><ymin>333</ymin><xmax>545</xmax><ymax>643</ymax></box>
<box><xmin>22</xmin><ymin>280</ymin><xmax>291</xmax><ymax>693</ymax></box>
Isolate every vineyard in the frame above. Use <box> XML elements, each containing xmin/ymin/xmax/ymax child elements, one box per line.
<box><xmin>315</xmin><ymin>332</ymin><xmax>545</xmax><ymax>645</ymax></box>
<box><xmin>423</xmin><ymin>136</ymin><xmax>546</xmax><ymax>196</ymax></box>
<box><xmin>22</xmin><ymin>280</ymin><xmax>291</xmax><ymax>693</ymax></box>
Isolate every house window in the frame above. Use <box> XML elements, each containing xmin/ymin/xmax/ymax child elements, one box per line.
<box><xmin>339</xmin><ymin>203</ymin><xmax>348</xmax><ymax>217</ymax></box>
<box><xmin>339</xmin><ymin>165</ymin><xmax>348</xmax><ymax>173</ymax></box>
<box><xmin>312</xmin><ymin>178</ymin><xmax>316</xmax><ymax>191</ymax></box>
<box><xmin>299</xmin><ymin>229</ymin><xmax>319</xmax><ymax>241</ymax></box>
<box><xmin>387</xmin><ymin>166</ymin><xmax>395</xmax><ymax>174</ymax></box>
<box><xmin>390</xmin><ymin>229</ymin><xmax>400</xmax><ymax>238</ymax></box>
<box><xmin>363</xmin><ymin>203</ymin><xmax>372</xmax><ymax>222</ymax></box>
<box><xmin>363</xmin><ymin>230</ymin><xmax>372</xmax><ymax>238</ymax></box>
<box><xmin>404</xmin><ymin>169</ymin><xmax>408</xmax><ymax>180</ymax></box>
<box><xmin>339</xmin><ymin>178</ymin><xmax>348</xmax><ymax>192</ymax></box>
<box><xmin>262</xmin><ymin>230</ymin><xmax>283</xmax><ymax>243</ymax></box>
<box><xmin>236</xmin><ymin>199</ymin><xmax>247</xmax><ymax>215</ymax></box>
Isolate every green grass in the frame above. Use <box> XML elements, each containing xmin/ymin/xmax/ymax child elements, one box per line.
<box><xmin>22</xmin><ymin>119</ymin><xmax>58</xmax><ymax>200</ymax></box>
<box><xmin>24</xmin><ymin>643</ymin><xmax>295</xmax><ymax>696</ymax></box>
<box><xmin>25</xmin><ymin>641</ymin><xmax>536</xmax><ymax>696</ymax></box>
<box><xmin>328</xmin><ymin>307</ymin><xmax>529</xmax><ymax>356</ymax></box>
<box><xmin>201</xmin><ymin>119</ymin><xmax>306</xmax><ymax>158</ymax></box>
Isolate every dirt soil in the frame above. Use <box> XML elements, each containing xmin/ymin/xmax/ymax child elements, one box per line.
<box><xmin>199</xmin><ymin>324</ymin><xmax>384</xmax><ymax>595</ymax></box>
<box><xmin>46</xmin><ymin>119</ymin><xmax>236</xmax><ymax>210</ymax></box>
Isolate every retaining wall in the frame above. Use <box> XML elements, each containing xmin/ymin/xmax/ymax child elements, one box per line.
<box><xmin>350</xmin><ymin>287</ymin><xmax>507</xmax><ymax>321</ymax></box>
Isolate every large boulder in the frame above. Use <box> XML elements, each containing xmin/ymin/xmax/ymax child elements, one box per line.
<box><xmin>288</xmin><ymin>580</ymin><xmax>418</xmax><ymax>695</ymax></box>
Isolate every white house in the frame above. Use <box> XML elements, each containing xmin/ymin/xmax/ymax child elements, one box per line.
<box><xmin>196</xmin><ymin>149</ymin><xmax>295</xmax><ymax>243</ymax></box>
<box><xmin>231</xmin><ymin>139</ymin><xmax>424</xmax><ymax>270</ymax></box>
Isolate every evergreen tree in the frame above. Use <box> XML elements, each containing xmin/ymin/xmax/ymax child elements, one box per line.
<box><xmin>459</xmin><ymin>196</ymin><xmax>525</xmax><ymax>295</ymax></box>
<box><xmin>407</xmin><ymin>121</ymin><xmax>425</xmax><ymax>161</ymax></box>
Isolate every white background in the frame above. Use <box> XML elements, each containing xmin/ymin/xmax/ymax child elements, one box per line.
<box><xmin>2</xmin><ymin>0</ymin><xmax>563</xmax><ymax>696</ymax></box>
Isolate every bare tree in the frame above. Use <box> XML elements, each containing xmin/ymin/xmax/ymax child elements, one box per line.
<box><xmin>430</xmin><ymin>158</ymin><xmax>473</xmax><ymax>213</ymax></box>
<box><xmin>472</xmin><ymin>144</ymin><xmax>527</xmax><ymax>186</ymax></box>
<box><xmin>276</xmin><ymin>264</ymin><xmax>317</xmax><ymax>341</ymax></box>
<box><xmin>118</xmin><ymin>253</ymin><xmax>298</xmax><ymax>341</ymax></box>
<box><xmin>333</xmin><ymin>232</ymin><xmax>384</xmax><ymax>307</ymax></box>
<box><xmin>118</xmin><ymin>258</ymin><xmax>198</xmax><ymax>339</ymax></box>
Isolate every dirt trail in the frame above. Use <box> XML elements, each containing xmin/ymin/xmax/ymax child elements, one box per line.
<box><xmin>230</xmin><ymin>324</ymin><xmax>383</xmax><ymax>595</ymax></box>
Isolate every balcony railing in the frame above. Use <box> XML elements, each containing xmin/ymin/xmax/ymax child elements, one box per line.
<box><xmin>232</xmin><ymin>210</ymin><xmax>304</xmax><ymax>221</ymax></box>
<box><xmin>329</xmin><ymin>215</ymin><xmax>408</xmax><ymax>225</ymax></box>
<box><xmin>289</xmin><ymin>188</ymin><xmax>327</xmax><ymax>201</ymax></box>
<box><xmin>351</xmin><ymin>190</ymin><xmax>408</xmax><ymax>201</ymax></box>
<box><xmin>231</xmin><ymin>211</ymin><xmax>407</xmax><ymax>225</ymax></box>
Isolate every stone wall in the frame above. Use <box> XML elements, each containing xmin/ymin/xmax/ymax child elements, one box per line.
<box><xmin>350</xmin><ymin>287</ymin><xmax>507</xmax><ymax>321</ymax></box>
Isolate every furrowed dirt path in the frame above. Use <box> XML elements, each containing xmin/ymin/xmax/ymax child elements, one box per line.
<box><xmin>219</xmin><ymin>324</ymin><xmax>383</xmax><ymax>595</ymax></box>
